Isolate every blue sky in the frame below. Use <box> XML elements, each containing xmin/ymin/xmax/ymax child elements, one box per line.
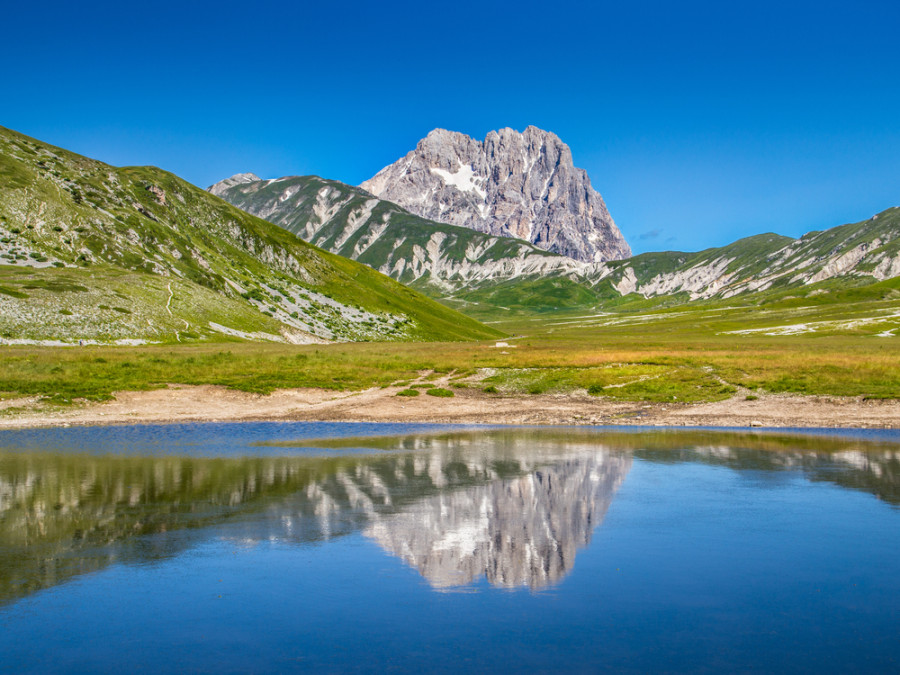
<box><xmin>5</xmin><ymin>0</ymin><xmax>899</xmax><ymax>254</ymax></box>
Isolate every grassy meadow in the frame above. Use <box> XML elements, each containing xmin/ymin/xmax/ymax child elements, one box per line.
<box><xmin>1</xmin><ymin>283</ymin><xmax>899</xmax><ymax>409</ymax></box>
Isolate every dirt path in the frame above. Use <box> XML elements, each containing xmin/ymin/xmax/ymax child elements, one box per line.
<box><xmin>1</xmin><ymin>380</ymin><xmax>898</xmax><ymax>430</ymax></box>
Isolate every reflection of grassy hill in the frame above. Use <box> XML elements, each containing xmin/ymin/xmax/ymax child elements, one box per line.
<box><xmin>0</xmin><ymin>453</ymin><xmax>337</xmax><ymax>607</ymax></box>
<box><xmin>0</xmin><ymin>446</ymin><xmax>537</xmax><ymax>607</ymax></box>
<box><xmin>295</xmin><ymin>427</ymin><xmax>900</xmax><ymax>506</ymax></box>
<box><xmin>0</xmin><ymin>126</ymin><xmax>499</xmax><ymax>343</ymax></box>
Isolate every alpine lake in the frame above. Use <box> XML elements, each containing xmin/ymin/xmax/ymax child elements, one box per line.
<box><xmin>0</xmin><ymin>422</ymin><xmax>897</xmax><ymax>673</ymax></box>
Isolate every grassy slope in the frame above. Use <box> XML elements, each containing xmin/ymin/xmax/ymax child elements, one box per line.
<box><xmin>444</xmin><ymin>277</ymin><xmax>606</xmax><ymax>316</ymax></box>
<box><xmin>598</xmin><ymin>212</ymin><xmax>900</xmax><ymax>301</ymax></box>
<box><xmin>606</xmin><ymin>233</ymin><xmax>795</xmax><ymax>278</ymax></box>
<box><xmin>3</xmin><ymin>156</ymin><xmax>898</xmax><ymax>404</ymax></box>
<box><xmin>446</xmin><ymin>234</ymin><xmax>800</xmax><ymax>318</ymax></box>
<box><xmin>0</xmin><ymin>126</ymin><xmax>499</xmax><ymax>343</ymax></box>
<box><xmin>784</xmin><ymin>208</ymin><xmax>900</xmax><ymax>276</ymax></box>
<box><xmin>0</xmin><ymin>265</ymin><xmax>282</xmax><ymax>342</ymax></box>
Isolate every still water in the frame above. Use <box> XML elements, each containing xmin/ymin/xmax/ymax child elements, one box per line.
<box><xmin>0</xmin><ymin>423</ymin><xmax>897</xmax><ymax>673</ymax></box>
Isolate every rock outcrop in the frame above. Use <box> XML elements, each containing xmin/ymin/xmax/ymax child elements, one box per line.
<box><xmin>207</xmin><ymin>172</ymin><xmax>260</xmax><ymax>197</ymax></box>
<box><xmin>360</xmin><ymin>126</ymin><xmax>632</xmax><ymax>263</ymax></box>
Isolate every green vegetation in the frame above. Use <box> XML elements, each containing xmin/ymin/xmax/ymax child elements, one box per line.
<box><xmin>0</xmin><ymin>265</ymin><xmax>287</xmax><ymax>343</ymax></box>
<box><xmin>1</xmin><ymin>128</ymin><xmax>899</xmax><ymax>410</ymax></box>
<box><xmin>0</xmin><ymin>126</ymin><xmax>499</xmax><ymax>343</ymax></box>
<box><xmin>1</xmin><ymin>280</ymin><xmax>898</xmax><ymax>406</ymax></box>
<box><xmin>448</xmin><ymin>277</ymin><xmax>605</xmax><ymax>315</ymax></box>
<box><xmin>425</xmin><ymin>387</ymin><xmax>454</xmax><ymax>397</ymax></box>
<box><xmin>396</xmin><ymin>388</ymin><xmax>420</xmax><ymax>397</ymax></box>
<box><xmin>444</xmin><ymin>209</ymin><xmax>900</xmax><ymax>318</ymax></box>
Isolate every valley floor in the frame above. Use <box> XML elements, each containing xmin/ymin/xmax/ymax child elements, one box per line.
<box><xmin>1</xmin><ymin>382</ymin><xmax>898</xmax><ymax>430</ymax></box>
<box><xmin>2</xmin><ymin>291</ymin><xmax>899</xmax><ymax>431</ymax></box>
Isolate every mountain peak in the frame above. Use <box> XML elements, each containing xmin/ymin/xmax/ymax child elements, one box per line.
<box><xmin>361</xmin><ymin>127</ymin><xmax>630</xmax><ymax>262</ymax></box>
<box><xmin>208</xmin><ymin>172</ymin><xmax>261</xmax><ymax>197</ymax></box>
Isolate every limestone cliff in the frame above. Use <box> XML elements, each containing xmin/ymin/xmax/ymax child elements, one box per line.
<box><xmin>360</xmin><ymin>126</ymin><xmax>631</xmax><ymax>263</ymax></box>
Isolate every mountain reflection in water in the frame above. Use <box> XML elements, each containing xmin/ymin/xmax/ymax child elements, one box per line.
<box><xmin>0</xmin><ymin>427</ymin><xmax>898</xmax><ymax>606</ymax></box>
<box><xmin>365</xmin><ymin>453</ymin><xmax>629</xmax><ymax>589</ymax></box>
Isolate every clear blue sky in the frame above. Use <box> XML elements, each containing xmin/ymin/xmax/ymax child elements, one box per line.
<box><xmin>5</xmin><ymin>0</ymin><xmax>899</xmax><ymax>254</ymax></box>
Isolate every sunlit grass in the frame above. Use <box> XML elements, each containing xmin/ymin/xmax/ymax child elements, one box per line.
<box><xmin>1</xmin><ymin>293</ymin><xmax>899</xmax><ymax>404</ymax></box>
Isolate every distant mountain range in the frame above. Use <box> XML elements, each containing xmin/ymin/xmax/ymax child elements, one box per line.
<box><xmin>0</xmin><ymin>126</ymin><xmax>498</xmax><ymax>344</ymax></box>
<box><xmin>211</xmin><ymin>126</ymin><xmax>900</xmax><ymax>315</ymax></box>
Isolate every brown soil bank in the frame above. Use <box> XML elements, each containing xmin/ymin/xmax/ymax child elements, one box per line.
<box><xmin>0</xmin><ymin>384</ymin><xmax>898</xmax><ymax>430</ymax></box>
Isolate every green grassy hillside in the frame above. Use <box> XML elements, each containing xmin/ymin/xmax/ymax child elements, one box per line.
<box><xmin>0</xmin><ymin>127</ymin><xmax>500</xmax><ymax>343</ymax></box>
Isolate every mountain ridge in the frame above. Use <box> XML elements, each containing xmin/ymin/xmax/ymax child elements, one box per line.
<box><xmin>207</xmin><ymin>172</ymin><xmax>596</xmax><ymax>294</ymax></box>
<box><xmin>359</xmin><ymin>126</ymin><xmax>631</xmax><ymax>263</ymax></box>
<box><xmin>211</xmin><ymin>168</ymin><xmax>900</xmax><ymax>314</ymax></box>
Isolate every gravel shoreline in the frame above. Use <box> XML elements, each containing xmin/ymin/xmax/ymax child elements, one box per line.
<box><xmin>1</xmin><ymin>384</ymin><xmax>898</xmax><ymax>430</ymax></box>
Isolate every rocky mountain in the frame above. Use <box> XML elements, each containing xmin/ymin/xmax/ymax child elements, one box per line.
<box><xmin>0</xmin><ymin>126</ymin><xmax>499</xmax><ymax>344</ymax></box>
<box><xmin>450</xmin><ymin>208</ymin><xmax>900</xmax><ymax>314</ymax></box>
<box><xmin>595</xmin><ymin>207</ymin><xmax>900</xmax><ymax>303</ymax></box>
<box><xmin>360</xmin><ymin>126</ymin><xmax>632</xmax><ymax>263</ymax></box>
<box><xmin>209</xmin><ymin>173</ymin><xmax>600</xmax><ymax>295</ymax></box>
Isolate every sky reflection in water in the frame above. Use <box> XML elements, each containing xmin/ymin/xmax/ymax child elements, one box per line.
<box><xmin>0</xmin><ymin>424</ymin><xmax>898</xmax><ymax>673</ymax></box>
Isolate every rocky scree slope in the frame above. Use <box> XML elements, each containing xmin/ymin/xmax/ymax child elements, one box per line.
<box><xmin>457</xmin><ymin>212</ymin><xmax>900</xmax><ymax>315</ymax></box>
<box><xmin>209</xmin><ymin>172</ymin><xmax>604</xmax><ymax>296</ymax></box>
<box><xmin>359</xmin><ymin>126</ymin><xmax>631</xmax><ymax>263</ymax></box>
<box><xmin>595</xmin><ymin>208</ymin><xmax>900</xmax><ymax>304</ymax></box>
<box><xmin>0</xmin><ymin>126</ymin><xmax>499</xmax><ymax>344</ymax></box>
